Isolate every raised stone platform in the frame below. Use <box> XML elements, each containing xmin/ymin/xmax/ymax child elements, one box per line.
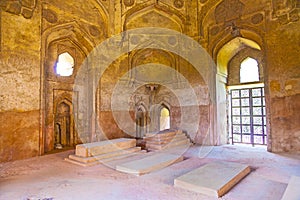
<box><xmin>116</xmin><ymin>152</ymin><xmax>183</xmax><ymax>176</ymax></box>
<box><xmin>75</xmin><ymin>138</ymin><xmax>136</xmax><ymax>157</ymax></box>
<box><xmin>144</xmin><ymin>129</ymin><xmax>192</xmax><ymax>151</ymax></box>
<box><xmin>281</xmin><ymin>176</ymin><xmax>300</xmax><ymax>200</ymax></box>
<box><xmin>65</xmin><ymin>138</ymin><xmax>145</xmax><ymax>167</ymax></box>
<box><xmin>174</xmin><ymin>161</ymin><xmax>251</xmax><ymax>197</ymax></box>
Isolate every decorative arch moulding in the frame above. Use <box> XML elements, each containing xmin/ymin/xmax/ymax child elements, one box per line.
<box><xmin>208</xmin><ymin>19</ymin><xmax>266</xmax><ymax>46</ymax></box>
<box><xmin>1</xmin><ymin>0</ymin><xmax>37</xmax><ymax>19</ymax></box>
<box><xmin>122</xmin><ymin>3</ymin><xmax>186</xmax><ymax>32</ymax></box>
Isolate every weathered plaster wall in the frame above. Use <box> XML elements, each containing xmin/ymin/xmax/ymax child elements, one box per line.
<box><xmin>0</xmin><ymin>8</ymin><xmax>41</xmax><ymax>162</ymax></box>
<box><xmin>266</xmin><ymin>20</ymin><xmax>300</xmax><ymax>152</ymax></box>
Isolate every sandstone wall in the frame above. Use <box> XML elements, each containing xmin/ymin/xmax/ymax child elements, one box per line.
<box><xmin>0</xmin><ymin>7</ymin><xmax>41</xmax><ymax>162</ymax></box>
<box><xmin>266</xmin><ymin>20</ymin><xmax>300</xmax><ymax>152</ymax></box>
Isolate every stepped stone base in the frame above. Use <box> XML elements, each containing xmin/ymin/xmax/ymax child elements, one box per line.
<box><xmin>174</xmin><ymin>161</ymin><xmax>251</xmax><ymax>197</ymax></box>
<box><xmin>144</xmin><ymin>129</ymin><xmax>192</xmax><ymax>151</ymax></box>
<box><xmin>65</xmin><ymin>138</ymin><xmax>145</xmax><ymax>167</ymax></box>
<box><xmin>116</xmin><ymin>152</ymin><xmax>183</xmax><ymax>176</ymax></box>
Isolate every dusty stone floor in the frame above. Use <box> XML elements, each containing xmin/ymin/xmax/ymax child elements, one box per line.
<box><xmin>1</xmin><ymin>144</ymin><xmax>300</xmax><ymax>200</ymax></box>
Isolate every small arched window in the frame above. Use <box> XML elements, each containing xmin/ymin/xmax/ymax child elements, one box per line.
<box><xmin>240</xmin><ymin>57</ymin><xmax>259</xmax><ymax>83</ymax></box>
<box><xmin>56</xmin><ymin>52</ymin><xmax>74</xmax><ymax>76</ymax></box>
<box><xmin>160</xmin><ymin>107</ymin><xmax>170</xmax><ymax>131</ymax></box>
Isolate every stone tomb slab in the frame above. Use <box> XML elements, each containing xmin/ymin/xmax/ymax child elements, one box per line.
<box><xmin>67</xmin><ymin>147</ymin><xmax>142</xmax><ymax>164</ymax></box>
<box><xmin>174</xmin><ymin>161</ymin><xmax>251</xmax><ymax>197</ymax></box>
<box><xmin>281</xmin><ymin>176</ymin><xmax>300</xmax><ymax>200</ymax></box>
<box><xmin>75</xmin><ymin>138</ymin><xmax>136</xmax><ymax>157</ymax></box>
<box><xmin>116</xmin><ymin>153</ymin><xmax>183</xmax><ymax>176</ymax></box>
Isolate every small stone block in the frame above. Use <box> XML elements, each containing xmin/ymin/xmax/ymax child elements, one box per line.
<box><xmin>174</xmin><ymin>161</ymin><xmax>251</xmax><ymax>197</ymax></box>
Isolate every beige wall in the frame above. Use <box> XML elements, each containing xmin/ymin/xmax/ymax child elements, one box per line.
<box><xmin>0</xmin><ymin>4</ymin><xmax>41</xmax><ymax>162</ymax></box>
<box><xmin>266</xmin><ymin>20</ymin><xmax>300</xmax><ymax>152</ymax></box>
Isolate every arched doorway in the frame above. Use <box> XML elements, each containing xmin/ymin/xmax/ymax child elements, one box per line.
<box><xmin>216</xmin><ymin>36</ymin><xmax>266</xmax><ymax>147</ymax></box>
<box><xmin>229</xmin><ymin>56</ymin><xmax>266</xmax><ymax>145</ymax></box>
<box><xmin>160</xmin><ymin>107</ymin><xmax>170</xmax><ymax>131</ymax></box>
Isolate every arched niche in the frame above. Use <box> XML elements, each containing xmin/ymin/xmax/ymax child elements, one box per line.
<box><xmin>55</xmin><ymin>100</ymin><xmax>72</xmax><ymax>148</ymax></box>
<box><xmin>52</xmin><ymin>95</ymin><xmax>78</xmax><ymax>149</ymax></box>
<box><xmin>42</xmin><ymin>23</ymin><xmax>93</xmax><ymax>153</ymax></box>
<box><xmin>135</xmin><ymin>104</ymin><xmax>148</xmax><ymax>138</ymax></box>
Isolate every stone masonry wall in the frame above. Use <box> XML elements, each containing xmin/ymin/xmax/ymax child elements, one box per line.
<box><xmin>266</xmin><ymin>20</ymin><xmax>300</xmax><ymax>152</ymax></box>
<box><xmin>0</xmin><ymin>8</ymin><xmax>41</xmax><ymax>162</ymax></box>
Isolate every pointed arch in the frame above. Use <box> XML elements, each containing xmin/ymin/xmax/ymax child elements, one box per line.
<box><xmin>54</xmin><ymin>96</ymin><xmax>73</xmax><ymax>113</ymax></box>
<box><xmin>42</xmin><ymin>22</ymin><xmax>95</xmax><ymax>56</ymax></box>
<box><xmin>42</xmin><ymin>22</ymin><xmax>95</xmax><ymax>78</ymax></box>
<box><xmin>216</xmin><ymin>36</ymin><xmax>261</xmax><ymax>76</ymax></box>
<box><xmin>93</xmin><ymin>0</ymin><xmax>110</xmax><ymax>29</ymax></box>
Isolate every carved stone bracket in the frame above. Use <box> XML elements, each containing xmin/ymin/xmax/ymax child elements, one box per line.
<box><xmin>145</xmin><ymin>84</ymin><xmax>159</xmax><ymax>92</ymax></box>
